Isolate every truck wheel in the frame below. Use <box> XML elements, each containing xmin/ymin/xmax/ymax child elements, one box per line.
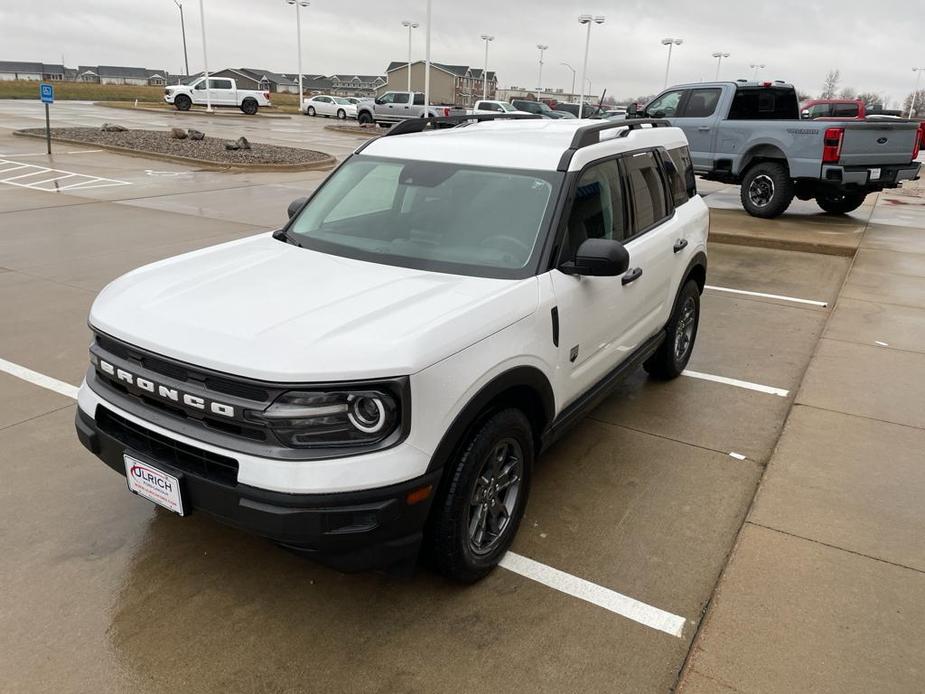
<box><xmin>240</xmin><ymin>99</ymin><xmax>258</xmax><ymax>115</ymax></box>
<box><xmin>174</xmin><ymin>95</ymin><xmax>191</xmax><ymax>112</ymax></box>
<box><xmin>815</xmin><ymin>190</ymin><xmax>867</xmax><ymax>215</ymax></box>
<box><xmin>427</xmin><ymin>408</ymin><xmax>533</xmax><ymax>583</ymax></box>
<box><xmin>357</xmin><ymin>111</ymin><xmax>373</xmax><ymax>125</ymax></box>
<box><xmin>644</xmin><ymin>280</ymin><xmax>701</xmax><ymax>380</ymax></box>
<box><xmin>740</xmin><ymin>162</ymin><xmax>794</xmax><ymax>218</ymax></box>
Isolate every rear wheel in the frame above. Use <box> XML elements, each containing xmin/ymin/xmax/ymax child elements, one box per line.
<box><xmin>815</xmin><ymin>189</ymin><xmax>867</xmax><ymax>214</ymax></box>
<box><xmin>740</xmin><ymin>161</ymin><xmax>794</xmax><ymax>218</ymax></box>
<box><xmin>174</xmin><ymin>95</ymin><xmax>191</xmax><ymax>111</ymax></box>
<box><xmin>426</xmin><ymin>409</ymin><xmax>533</xmax><ymax>583</ymax></box>
<box><xmin>644</xmin><ymin>280</ymin><xmax>701</xmax><ymax>380</ymax></box>
<box><xmin>240</xmin><ymin>99</ymin><xmax>258</xmax><ymax>115</ymax></box>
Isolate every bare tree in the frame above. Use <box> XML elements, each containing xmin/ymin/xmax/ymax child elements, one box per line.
<box><xmin>856</xmin><ymin>92</ymin><xmax>881</xmax><ymax>108</ymax></box>
<box><xmin>904</xmin><ymin>89</ymin><xmax>925</xmax><ymax>117</ymax></box>
<box><xmin>797</xmin><ymin>90</ymin><xmax>813</xmax><ymax>101</ymax></box>
<box><xmin>838</xmin><ymin>87</ymin><xmax>857</xmax><ymax>99</ymax></box>
<box><xmin>821</xmin><ymin>69</ymin><xmax>840</xmax><ymax>99</ymax></box>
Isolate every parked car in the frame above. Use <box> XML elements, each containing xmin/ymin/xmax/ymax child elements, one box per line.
<box><xmin>164</xmin><ymin>76</ymin><xmax>270</xmax><ymax>115</ymax></box>
<box><xmin>303</xmin><ymin>95</ymin><xmax>357</xmax><ymax>120</ymax></box>
<box><xmin>553</xmin><ymin>102</ymin><xmax>606</xmax><ymax>119</ymax></box>
<box><xmin>630</xmin><ymin>81</ymin><xmax>922</xmax><ymax>217</ymax></box>
<box><xmin>356</xmin><ymin>92</ymin><xmax>465</xmax><ymax>125</ymax></box>
<box><xmin>467</xmin><ymin>100</ymin><xmax>531</xmax><ymax>115</ymax></box>
<box><xmin>510</xmin><ymin>99</ymin><xmax>568</xmax><ymax>119</ymax></box>
<box><xmin>76</xmin><ymin>117</ymin><xmax>708</xmax><ymax>582</ymax></box>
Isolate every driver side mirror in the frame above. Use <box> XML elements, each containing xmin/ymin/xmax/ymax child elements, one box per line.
<box><xmin>626</xmin><ymin>102</ymin><xmax>639</xmax><ymax>118</ymax></box>
<box><xmin>287</xmin><ymin>197</ymin><xmax>308</xmax><ymax>219</ymax></box>
<box><xmin>374</xmin><ymin>98</ymin><xmax>383</xmax><ymax>105</ymax></box>
<box><xmin>801</xmin><ymin>109</ymin><xmax>810</xmax><ymax>119</ymax></box>
<box><xmin>560</xmin><ymin>238</ymin><xmax>630</xmax><ymax>277</ymax></box>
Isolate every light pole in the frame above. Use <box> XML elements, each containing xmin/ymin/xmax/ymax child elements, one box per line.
<box><xmin>910</xmin><ymin>67</ymin><xmax>925</xmax><ymax>118</ymax></box>
<box><xmin>750</xmin><ymin>63</ymin><xmax>766</xmax><ymax>80</ymax></box>
<box><xmin>401</xmin><ymin>21</ymin><xmax>420</xmax><ymax>92</ymax></box>
<box><xmin>480</xmin><ymin>34</ymin><xmax>494</xmax><ymax>100</ymax></box>
<box><xmin>536</xmin><ymin>44</ymin><xmax>548</xmax><ymax>92</ymax></box>
<box><xmin>173</xmin><ymin>0</ymin><xmax>190</xmax><ymax>78</ymax></box>
<box><xmin>712</xmin><ymin>51</ymin><xmax>730</xmax><ymax>81</ymax></box>
<box><xmin>561</xmin><ymin>62</ymin><xmax>576</xmax><ymax>99</ymax></box>
<box><xmin>286</xmin><ymin>0</ymin><xmax>308</xmax><ymax>106</ymax></box>
<box><xmin>197</xmin><ymin>0</ymin><xmax>212</xmax><ymax>112</ymax></box>
<box><xmin>661</xmin><ymin>37</ymin><xmax>683</xmax><ymax>89</ymax></box>
<box><xmin>578</xmin><ymin>14</ymin><xmax>604</xmax><ymax>118</ymax></box>
<box><xmin>423</xmin><ymin>0</ymin><xmax>431</xmax><ymax>116</ymax></box>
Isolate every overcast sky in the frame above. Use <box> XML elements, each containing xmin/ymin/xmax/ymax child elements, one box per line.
<box><xmin>1</xmin><ymin>0</ymin><xmax>921</xmax><ymax>106</ymax></box>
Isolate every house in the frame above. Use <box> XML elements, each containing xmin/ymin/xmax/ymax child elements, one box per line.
<box><xmin>381</xmin><ymin>61</ymin><xmax>497</xmax><ymax>106</ymax></box>
<box><xmin>327</xmin><ymin>74</ymin><xmax>386</xmax><ymax>98</ymax></box>
<box><xmin>145</xmin><ymin>69</ymin><xmax>169</xmax><ymax>87</ymax></box>
<box><xmin>302</xmin><ymin>74</ymin><xmax>334</xmax><ymax>95</ymax></box>
<box><xmin>211</xmin><ymin>68</ymin><xmax>264</xmax><ymax>91</ymax></box>
<box><xmin>97</xmin><ymin>66</ymin><xmax>154</xmax><ymax>86</ymax></box>
<box><xmin>0</xmin><ymin>61</ymin><xmax>65</xmax><ymax>81</ymax></box>
<box><xmin>237</xmin><ymin>68</ymin><xmax>299</xmax><ymax>93</ymax></box>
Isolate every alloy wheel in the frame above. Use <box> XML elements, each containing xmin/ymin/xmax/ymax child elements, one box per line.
<box><xmin>467</xmin><ymin>437</ymin><xmax>523</xmax><ymax>555</ymax></box>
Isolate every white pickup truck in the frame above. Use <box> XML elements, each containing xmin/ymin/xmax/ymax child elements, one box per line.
<box><xmin>467</xmin><ymin>100</ymin><xmax>532</xmax><ymax>115</ymax></box>
<box><xmin>164</xmin><ymin>76</ymin><xmax>271</xmax><ymax>115</ymax></box>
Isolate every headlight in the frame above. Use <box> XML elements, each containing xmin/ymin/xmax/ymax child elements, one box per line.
<box><xmin>245</xmin><ymin>388</ymin><xmax>401</xmax><ymax>448</ymax></box>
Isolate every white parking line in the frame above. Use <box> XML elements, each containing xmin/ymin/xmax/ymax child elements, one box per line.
<box><xmin>705</xmin><ymin>285</ymin><xmax>828</xmax><ymax>308</ymax></box>
<box><xmin>682</xmin><ymin>370</ymin><xmax>789</xmax><ymax>397</ymax></box>
<box><xmin>0</xmin><ymin>158</ymin><xmax>130</xmax><ymax>192</ymax></box>
<box><xmin>1</xmin><ymin>356</ymin><xmax>688</xmax><ymax>639</ymax></box>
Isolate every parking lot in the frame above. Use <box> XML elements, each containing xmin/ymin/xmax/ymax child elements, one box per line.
<box><xmin>0</xmin><ymin>101</ymin><xmax>917</xmax><ymax>693</ymax></box>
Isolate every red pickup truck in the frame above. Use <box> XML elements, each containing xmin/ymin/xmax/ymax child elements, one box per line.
<box><xmin>803</xmin><ymin>99</ymin><xmax>925</xmax><ymax>154</ymax></box>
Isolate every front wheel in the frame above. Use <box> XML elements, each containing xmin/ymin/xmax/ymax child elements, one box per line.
<box><xmin>644</xmin><ymin>279</ymin><xmax>701</xmax><ymax>380</ymax></box>
<box><xmin>174</xmin><ymin>95</ymin><xmax>191</xmax><ymax>111</ymax></box>
<box><xmin>307</xmin><ymin>106</ymin><xmax>316</xmax><ymax>117</ymax></box>
<box><xmin>357</xmin><ymin>111</ymin><xmax>373</xmax><ymax>125</ymax></box>
<box><xmin>739</xmin><ymin>162</ymin><xmax>795</xmax><ymax>218</ymax></box>
<box><xmin>336</xmin><ymin>109</ymin><xmax>346</xmax><ymax>120</ymax></box>
<box><xmin>426</xmin><ymin>409</ymin><xmax>533</xmax><ymax>583</ymax></box>
<box><xmin>815</xmin><ymin>190</ymin><xmax>867</xmax><ymax>215</ymax></box>
<box><xmin>240</xmin><ymin>99</ymin><xmax>258</xmax><ymax>115</ymax></box>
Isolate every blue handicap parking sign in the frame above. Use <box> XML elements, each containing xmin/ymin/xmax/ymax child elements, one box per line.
<box><xmin>40</xmin><ymin>83</ymin><xmax>54</xmax><ymax>104</ymax></box>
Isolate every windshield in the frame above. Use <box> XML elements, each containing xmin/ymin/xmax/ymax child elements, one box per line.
<box><xmin>499</xmin><ymin>102</ymin><xmax>516</xmax><ymax>112</ymax></box>
<box><xmin>287</xmin><ymin>156</ymin><xmax>561</xmax><ymax>278</ymax></box>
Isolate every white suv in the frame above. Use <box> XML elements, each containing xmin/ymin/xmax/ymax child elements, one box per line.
<box><xmin>75</xmin><ymin>116</ymin><xmax>709</xmax><ymax>582</ymax></box>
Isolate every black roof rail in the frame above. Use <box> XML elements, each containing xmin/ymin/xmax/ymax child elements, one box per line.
<box><xmin>557</xmin><ymin>118</ymin><xmax>672</xmax><ymax>172</ymax></box>
<box><xmin>383</xmin><ymin>112</ymin><xmax>543</xmax><ymax>138</ymax></box>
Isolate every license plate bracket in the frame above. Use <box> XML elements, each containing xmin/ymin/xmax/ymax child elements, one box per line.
<box><xmin>124</xmin><ymin>453</ymin><xmax>185</xmax><ymax>516</ymax></box>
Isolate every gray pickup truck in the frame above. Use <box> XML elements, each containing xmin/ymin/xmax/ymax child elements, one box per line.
<box><xmin>629</xmin><ymin>81</ymin><xmax>921</xmax><ymax>217</ymax></box>
<box><xmin>357</xmin><ymin>91</ymin><xmax>466</xmax><ymax>126</ymax></box>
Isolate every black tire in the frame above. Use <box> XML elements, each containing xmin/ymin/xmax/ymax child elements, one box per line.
<box><xmin>427</xmin><ymin>409</ymin><xmax>534</xmax><ymax>583</ymax></box>
<box><xmin>337</xmin><ymin>109</ymin><xmax>346</xmax><ymax>120</ymax></box>
<box><xmin>174</xmin><ymin>95</ymin><xmax>191</xmax><ymax>112</ymax></box>
<box><xmin>739</xmin><ymin>161</ymin><xmax>795</xmax><ymax>218</ymax></box>
<box><xmin>815</xmin><ymin>190</ymin><xmax>867</xmax><ymax>214</ymax></box>
<box><xmin>357</xmin><ymin>111</ymin><xmax>373</xmax><ymax>125</ymax></box>
<box><xmin>644</xmin><ymin>279</ymin><xmax>701</xmax><ymax>380</ymax></box>
<box><xmin>240</xmin><ymin>99</ymin><xmax>258</xmax><ymax>115</ymax></box>
<box><xmin>307</xmin><ymin>106</ymin><xmax>316</xmax><ymax>117</ymax></box>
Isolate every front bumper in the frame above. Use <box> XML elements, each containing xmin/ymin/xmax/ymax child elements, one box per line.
<box><xmin>75</xmin><ymin>406</ymin><xmax>441</xmax><ymax>572</ymax></box>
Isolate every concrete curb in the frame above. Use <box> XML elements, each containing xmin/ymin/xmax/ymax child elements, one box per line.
<box><xmin>708</xmin><ymin>232</ymin><xmax>858</xmax><ymax>257</ymax></box>
<box><xmin>323</xmin><ymin>124</ymin><xmax>381</xmax><ymax>138</ymax></box>
<box><xmin>12</xmin><ymin>130</ymin><xmax>337</xmax><ymax>172</ymax></box>
<box><xmin>94</xmin><ymin>101</ymin><xmax>294</xmax><ymax>120</ymax></box>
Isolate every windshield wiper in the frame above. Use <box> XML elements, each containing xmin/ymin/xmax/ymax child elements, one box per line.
<box><xmin>273</xmin><ymin>228</ymin><xmax>303</xmax><ymax>247</ymax></box>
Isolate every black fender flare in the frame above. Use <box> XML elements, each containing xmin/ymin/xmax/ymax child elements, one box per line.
<box><xmin>682</xmin><ymin>251</ymin><xmax>708</xmax><ymax>293</ymax></box>
<box><xmin>425</xmin><ymin>366</ymin><xmax>555</xmax><ymax>475</ymax></box>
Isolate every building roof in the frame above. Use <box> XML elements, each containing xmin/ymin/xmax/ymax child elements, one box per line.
<box><xmin>385</xmin><ymin>61</ymin><xmax>496</xmax><ymax>80</ymax></box>
<box><xmin>238</xmin><ymin>68</ymin><xmax>297</xmax><ymax>86</ymax></box>
<box><xmin>0</xmin><ymin>61</ymin><xmax>64</xmax><ymax>74</ymax></box>
<box><xmin>97</xmin><ymin>65</ymin><xmax>150</xmax><ymax>79</ymax></box>
<box><xmin>329</xmin><ymin>74</ymin><xmax>385</xmax><ymax>83</ymax></box>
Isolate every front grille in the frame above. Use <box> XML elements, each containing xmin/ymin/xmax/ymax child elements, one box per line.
<box><xmin>97</xmin><ymin>406</ymin><xmax>239</xmax><ymax>486</ymax></box>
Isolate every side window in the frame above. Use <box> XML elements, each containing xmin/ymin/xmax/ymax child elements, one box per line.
<box><xmin>683</xmin><ymin>88</ymin><xmax>721</xmax><ymax>117</ymax></box>
<box><xmin>194</xmin><ymin>80</ymin><xmax>206</xmax><ymax>90</ymax></box>
<box><xmin>413</xmin><ymin>93</ymin><xmax>424</xmax><ymax>105</ymax></box>
<box><xmin>392</xmin><ymin>93</ymin><xmax>411</xmax><ymax>104</ymax></box>
<box><xmin>647</xmin><ymin>90</ymin><xmax>685</xmax><ymax>118</ymax></box>
<box><xmin>379</xmin><ymin>93</ymin><xmax>394</xmax><ymax>104</ymax></box>
<box><xmin>209</xmin><ymin>79</ymin><xmax>232</xmax><ymax>90</ymax></box>
<box><xmin>809</xmin><ymin>104</ymin><xmax>831</xmax><ymax>118</ymax></box>
<box><xmin>561</xmin><ymin>160</ymin><xmax>627</xmax><ymax>261</ymax></box>
<box><xmin>832</xmin><ymin>103</ymin><xmax>859</xmax><ymax>117</ymax></box>
<box><xmin>625</xmin><ymin>151</ymin><xmax>669</xmax><ymax>234</ymax></box>
<box><xmin>664</xmin><ymin>146</ymin><xmax>696</xmax><ymax>207</ymax></box>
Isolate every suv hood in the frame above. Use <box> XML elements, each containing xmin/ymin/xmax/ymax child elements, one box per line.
<box><xmin>90</xmin><ymin>234</ymin><xmax>539</xmax><ymax>382</ymax></box>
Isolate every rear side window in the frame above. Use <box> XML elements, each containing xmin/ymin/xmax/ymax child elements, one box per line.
<box><xmin>684</xmin><ymin>89</ymin><xmax>721</xmax><ymax>117</ymax></box>
<box><xmin>832</xmin><ymin>103</ymin><xmax>859</xmax><ymax>117</ymax></box>
<box><xmin>664</xmin><ymin>146</ymin><xmax>696</xmax><ymax>206</ymax></box>
<box><xmin>624</xmin><ymin>151</ymin><xmax>669</xmax><ymax>233</ymax></box>
<box><xmin>392</xmin><ymin>93</ymin><xmax>410</xmax><ymax>104</ymax></box>
<box><xmin>413</xmin><ymin>93</ymin><xmax>424</xmax><ymax>105</ymax></box>
<box><xmin>728</xmin><ymin>88</ymin><xmax>799</xmax><ymax>120</ymax></box>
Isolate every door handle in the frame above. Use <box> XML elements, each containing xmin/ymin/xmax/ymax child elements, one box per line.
<box><xmin>697</xmin><ymin>126</ymin><xmax>711</xmax><ymax>132</ymax></box>
<box><xmin>622</xmin><ymin>267</ymin><xmax>643</xmax><ymax>285</ymax></box>
<box><xmin>673</xmin><ymin>239</ymin><xmax>689</xmax><ymax>254</ymax></box>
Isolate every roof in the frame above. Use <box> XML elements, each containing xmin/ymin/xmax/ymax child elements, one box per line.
<box><xmin>385</xmin><ymin>61</ymin><xmax>486</xmax><ymax>79</ymax></box>
<box><xmin>0</xmin><ymin>61</ymin><xmax>63</xmax><ymax>73</ymax></box>
<box><xmin>97</xmin><ymin>65</ymin><xmax>150</xmax><ymax>79</ymax></box>
<box><xmin>360</xmin><ymin>119</ymin><xmax>687</xmax><ymax>172</ymax></box>
<box><xmin>330</xmin><ymin>74</ymin><xmax>385</xmax><ymax>83</ymax></box>
<box><xmin>239</xmin><ymin>68</ymin><xmax>297</xmax><ymax>85</ymax></box>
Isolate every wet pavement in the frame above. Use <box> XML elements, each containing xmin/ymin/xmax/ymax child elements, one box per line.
<box><xmin>0</xmin><ymin>100</ymin><xmax>922</xmax><ymax>693</ymax></box>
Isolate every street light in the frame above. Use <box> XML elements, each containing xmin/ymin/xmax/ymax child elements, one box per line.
<box><xmin>712</xmin><ymin>51</ymin><xmax>730</xmax><ymax>81</ymax></box>
<box><xmin>172</xmin><ymin>0</ymin><xmax>190</xmax><ymax>78</ymax></box>
<box><xmin>750</xmin><ymin>63</ymin><xmax>766</xmax><ymax>80</ymax></box>
<box><xmin>578</xmin><ymin>14</ymin><xmax>604</xmax><ymax>118</ymax></box>
<box><xmin>286</xmin><ymin>0</ymin><xmax>309</xmax><ymax>107</ymax></box>
<box><xmin>401</xmin><ymin>21</ymin><xmax>420</xmax><ymax>92</ymax></box>
<box><xmin>480</xmin><ymin>34</ymin><xmax>495</xmax><ymax>100</ymax></box>
<box><xmin>910</xmin><ymin>67</ymin><xmax>925</xmax><ymax>118</ymax></box>
<box><xmin>536</xmin><ymin>44</ymin><xmax>548</xmax><ymax>92</ymax></box>
<box><xmin>423</xmin><ymin>0</ymin><xmax>431</xmax><ymax>117</ymax></box>
<box><xmin>661</xmin><ymin>38</ymin><xmax>683</xmax><ymax>89</ymax></box>
<box><xmin>561</xmin><ymin>62</ymin><xmax>576</xmax><ymax>99</ymax></box>
<box><xmin>197</xmin><ymin>0</ymin><xmax>212</xmax><ymax>112</ymax></box>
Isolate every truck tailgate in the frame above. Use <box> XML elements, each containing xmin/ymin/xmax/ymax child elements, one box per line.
<box><xmin>839</xmin><ymin>122</ymin><xmax>919</xmax><ymax>166</ymax></box>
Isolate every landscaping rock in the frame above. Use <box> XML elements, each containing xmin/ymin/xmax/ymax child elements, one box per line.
<box><xmin>101</xmin><ymin>123</ymin><xmax>127</xmax><ymax>132</ymax></box>
<box><xmin>224</xmin><ymin>141</ymin><xmax>240</xmax><ymax>150</ymax></box>
<box><xmin>235</xmin><ymin>136</ymin><xmax>251</xmax><ymax>150</ymax></box>
<box><xmin>170</xmin><ymin>127</ymin><xmax>188</xmax><ymax>139</ymax></box>
<box><xmin>187</xmin><ymin>128</ymin><xmax>204</xmax><ymax>141</ymax></box>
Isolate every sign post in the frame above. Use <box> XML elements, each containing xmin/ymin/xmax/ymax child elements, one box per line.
<box><xmin>40</xmin><ymin>82</ymin><xmax>54</xmax><ymax>155</ymax></box>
